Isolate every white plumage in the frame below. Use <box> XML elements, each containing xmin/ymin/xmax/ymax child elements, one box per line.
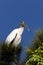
<box><xmin>5</xmin><ymin>27</ymin><xmax>24</xmax><ymax>47</ymax></box>
<box><xmin>5</xmin><ymin>21</ymin><xmax>30</xmax><ymax>47</ymax></box>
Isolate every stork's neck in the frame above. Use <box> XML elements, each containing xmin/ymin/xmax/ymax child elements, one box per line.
<box><xmin>19</xmin><ymin>27</ymin><xmax>24</xmax><ymax>35</ymax></box>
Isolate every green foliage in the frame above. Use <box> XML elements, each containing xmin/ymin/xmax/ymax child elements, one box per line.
<box><xmin>26</xmin><ymin>46</ymin><xmax>43</xmax><ymax>65</ymax></box>
<box><xmin>26</xmin><ymin>30</ymin><xmax>43</xmax><ymax>65</ymax></box>
<box><xmin>0</xmin><ymin>42</ymin><xmax>22</xmax><ymax>65</ymax></box>
<box><xmin>32</xmin><ymin>30</ymin><xmax>43</xmax><ymax>50</ymax></box>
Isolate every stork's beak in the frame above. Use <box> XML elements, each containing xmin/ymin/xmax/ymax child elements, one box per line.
<box><xmin>24</xmin><ymin>24</ymin><xmax>30</xmax><ymax>31</ymax></box>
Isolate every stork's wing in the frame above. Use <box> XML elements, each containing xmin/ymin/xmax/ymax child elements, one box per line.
<box><xmin>10</xmin><ymin>33</ymin><xmax>17</xmax><ymax>45</ymax></box>
<box><xmin>5</xmin><ymin>29</ymin><xmax>18</xmax><ymax>44</ymax></box>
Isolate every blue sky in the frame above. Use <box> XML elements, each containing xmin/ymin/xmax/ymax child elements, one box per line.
<box><xmin>0</xmin><ymin>0</ymin><xmax>43</xmax><ymax>43</ymax></box>
<box><xmin>0</xmin><ymin>0</ymin><xmax>43</xmax><ymax>60</ymax></box>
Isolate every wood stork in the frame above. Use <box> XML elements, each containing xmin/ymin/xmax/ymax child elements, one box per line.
<box><xmin>5</xmin><ymin>21</ymin><xmax>30</xmax><ymax>47</ymax></box>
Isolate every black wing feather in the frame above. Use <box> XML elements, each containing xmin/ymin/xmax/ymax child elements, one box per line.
<box><xmin>10</xmin><ymin>33</ymin><xmax>17</xmax><ymax>45</ymax></box>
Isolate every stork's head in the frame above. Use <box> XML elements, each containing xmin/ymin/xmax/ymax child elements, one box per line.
<box><xmin>20</xmin><ymin>21</ymin><xmax>30</xmax><ymax>31</ymax></box>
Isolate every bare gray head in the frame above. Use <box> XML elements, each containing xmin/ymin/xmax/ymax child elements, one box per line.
<box><xmin>20</xmin><ymin>21</ymin><xmax>30</xmax><ymax>31</ymax></box>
